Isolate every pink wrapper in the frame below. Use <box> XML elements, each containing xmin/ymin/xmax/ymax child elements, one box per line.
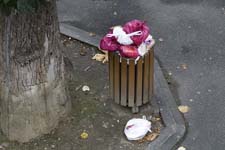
<box><xmin>119</xmin><ymin>45</ymin><xmax>139</xmax><ymax>58</ymax></box>
<box><xmin>99</xmin><ymin>31</ymin><xmax>120</xmax><ymax>51</ymax></box>
<box><xmin>123</xmin><ymin>20</ymin><xmax>150</xmax><ymax>46</ymax></box>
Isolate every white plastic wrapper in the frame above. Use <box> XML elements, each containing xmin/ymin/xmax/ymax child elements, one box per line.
<box><xmin>124</xmin><ymin>118</ymin><xmax>152</xmax><ymax>141</ymax></box>
<box><xmin>137</xmin><ymin>43</ymin><xmax>148</xmax><ymax>56</ymax></box>
<box><xmin>107</xmin><ymin>26</ymin><xmax>142</xmax><ymax>46</ymax></box>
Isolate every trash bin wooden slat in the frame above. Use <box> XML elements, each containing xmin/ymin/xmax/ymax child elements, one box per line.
<box><xmin>121</xmin><ymin>58</ymin><xmax>128</xmax><ymax>106</ymax></box>
<box><xmin>114</xmin><ymin>55</ymin><xmax>120</xmax><ymax>104</ymax></box>
<box><xmin>143</xmin><ymin>52</ymin><xmax>150</xmax><ymax>104</ymax></box>
<box><xmin>136</xmin><ymin>58</ymin><xmax>143</xmax><ymax>106</ymax></box>
<box><xmin>109</xmin><ymin>52</ymin><xmax>114</xmax><ymax>99</ymax></box>
<box><xmin>128</xmin><ymin>60</ymin><xmax>135</xmax><ymax>107</ymax></box>
<box><xmin>149</xmin><ymin>49</ymin><xmax>154</xmax><ymax>97</ymax></box>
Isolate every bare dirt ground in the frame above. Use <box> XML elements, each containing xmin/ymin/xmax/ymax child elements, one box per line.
<box><xmin>0</xmin><ymin>35</ymin><xmax>163</xmax><ymax>150</ymax></box>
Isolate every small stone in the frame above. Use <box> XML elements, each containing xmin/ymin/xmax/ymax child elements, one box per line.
<box><xmin>189</xmin><ymin>99</ymin><xmax>193</xmax><ymax>102</ymax></box>
<box><xmin>44</xmin><ymin>147</ymin><xmax>48</xmax><ymax>150</ymax></box>
<box><xmin>158</xmin><ymin>38</ymin><xmax>164</xmax><ymax>42</ymax></box>
<box><xmin>168</xmin><ymin>72</ymin><xmax>172</xmax><ymax>76</ymax></box>
<box><xmin>197</xmin><ymin>91</ymin><xmax>201</xmax><ymax>95</ymax></box>
<box><xmin>188</xmin><ymin>26</ymin><xmax>192</xmax><ymax>29</ymax></box>
<box><xmin>82</xmin><ymin>85</ymin><xmax>90</xmax><ymax>92</ymax></box>
<box><xmin>177</xmin><ymin>146</ymin><xmax>186</xmax><ymax>150</ymax></box>
<box><xmin>51</xmin><ymin>145</ymin><xmax>55</xmax><ymax>149</ymax></box>
<box><xmin>58</xmin><ymin>137</ymin><xmax>61</xmax><ymax>141</ymax></box>
<box><xmin>113</xmin><ymin>11</ymin><xmax>117</xmax><ymax>15</ymax></box>
<box><xmin>117</xmin><ymin>120</ymin><xmax>120</xmax><ymax>123</ymax></box>
<box><xmin>209</xmin><ymin>57</ymin><xmax>212</xmax><ymax>60</ymax></box>
<box><xmin>102</xmin><ymin>122</ymin><xmax>108</xmax><ymax>128</ymax></box>
<box><xmin>68</xmin><ymin>37</ymin><xmax>71</xmax><ymax>40</ymax></box>
<box><xmin>208</xmin><ymin>89</ymin><xmax>212</xmax><ymax>92</ymax></box>
<box><xmin>111</xmin><ymin>124</ymin><xmax>114</xmax><ymax>127</ymax></box>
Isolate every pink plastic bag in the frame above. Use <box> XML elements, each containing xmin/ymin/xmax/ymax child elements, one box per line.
<box><xmin>123</xmin><ymin>20</ymin><xmax>150</xmax><ymax>46</ymax></box>
<box><xmin>99</xmin><ymin>30</ymin><xmax>120</xmax><ymax>51</ymax></box>
<box><xmin>119</xmin><ymin>45</ymin><xmax>139</xmax><ymax>58</ymax></box>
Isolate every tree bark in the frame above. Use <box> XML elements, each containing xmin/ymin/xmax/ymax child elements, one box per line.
<box><xmin>0</xmin><ymin>1</ymin><xmax>71</xmax><ymax>142</ymax></box>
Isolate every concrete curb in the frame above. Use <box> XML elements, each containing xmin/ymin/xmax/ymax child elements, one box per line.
<box><xmin>59</xmin><ymin>23</ymin><xmax>186</xmax><ymax>150</ymax></box>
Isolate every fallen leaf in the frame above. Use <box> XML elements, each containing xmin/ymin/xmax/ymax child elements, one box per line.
<box><xmin>178</xmin><ymin>105</ymin><xmax>189</xmax><ymax>113</ymax></box>
<box><xmin>138</xmin><ymin>132</ymin><xmax>159</xmax><ymax>143</ymax></box>
<box><xmin>177</xmin><ymin>146</ymin><xmax>186</xmax><ymax>150</ymax></box>
<box><xmin>145</xmin><ymin>133</ymin><xmax>159</xmax><ymax>141</ymax></box>
<box><xmin>80</xmin><ymin>131</ymin><xmax>88</xmax><ymax>139</ymax></box>
<box><xmin>92</xmin><ymin>53</ymin><xmax>108</xmax><ymax>63</ymax></box>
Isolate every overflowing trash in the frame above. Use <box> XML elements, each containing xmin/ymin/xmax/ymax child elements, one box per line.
<box><xmin>100</xmin><ymin>19</ymin><xmax>153</xmax><ymax>59</ymax></box>
<box><xmin>124</xmin><ymin>117</ymin><xmax>152</xmax><ymax>141</ymax></box>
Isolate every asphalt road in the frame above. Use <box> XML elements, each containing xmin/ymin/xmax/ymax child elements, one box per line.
<box><xmin>57</xmin><ymin>0</ymin><xmax>225</xmax><ymax>149</ymax></box>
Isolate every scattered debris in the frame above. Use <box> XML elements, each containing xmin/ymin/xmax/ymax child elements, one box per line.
<box><xmin>75</xmin><ymin>85</ymin><xmax>82</xmax><ymax>91</ymax></box>
<box><xmin>82</xmin><ymin>85</ymin><xmax>90</xmax><ymax>92</ymax></box>
<box><xmin>51</xmin><ymin>145</ymin><xmax>55</xmax><ymax>149</ymax></box>
<box><xmin>178</xmin><ymin>105</ymin><xmax>190</xmax><ymax>113</ymax></box>
<box><xmin>196</xmin><ymin>91</ymin><xmax>201</xmax><ymax>95</ymax></box>
<box><xmin>92</xmin><ymin>53</ymin><xmax>108</xmax><ymax>63</ymax></box>
<box><xmin>89</xmin><ymin>32</ymin><xmax>96</xmax><ymax>37</ymax></box>
<box><xmin>189</xmin><ymin>99</ymin><xmax>193</xmax><ymax>102</ymax></box>
<box><xmin>84</xmin><ymin>66</ymin><xmax>91</xmax><ymax>72</ymax></box>
<box><xmin>102</xmin><ymin>121</ymin><xmax>109</xmax><ymax>128</ymax></box>
<box><xmin>80</xmin><ymin>131</ymin><xmax>89</xmax><ymax>139</ymax></box>
<box><xmin>113</xmin><ymin>11</ymin><xmax>117</xmax><ymax>16</ymax></box>
<box><xmin>1</xmin><ymin>143</ymin><xmax>9</xmax><ymax>148</ymax></box>
<box><xmin>181</xmin><ymin>64</ymin><xmax>188</xmax><ymax>70</ymax></box>
<box><xmin>208</xmin><ymin>89</ymin><xmax>212</xmax><ymax>92</ymax></box>
<box><xmin>158</xmin><ymin>38</ymin><xmax>164</xmax><ymax>42</ymax></box>
<box><xmin>138</xmin><ymin>132</ymin><xmax>159</xmax><ymax>143</ymax></box>
<box><xmin>177</xmin><ymin>146</ymin><xmax>186</xmax><ymax>150</ymax></box>
<box><xmin>168</xmin><ymin>71</ymin><xmax>172</xmax><ymax>76</ymax></box>
<box><xmin>80</xmin><ymin>49</ymin><xmax>87</xmax><ymax>56</ymax></box>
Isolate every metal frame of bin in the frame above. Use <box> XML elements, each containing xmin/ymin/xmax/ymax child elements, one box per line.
<box><xmin>108</xmin><ymin>46</ymin><xmax>154</xmax><ymax>113</ymax></box>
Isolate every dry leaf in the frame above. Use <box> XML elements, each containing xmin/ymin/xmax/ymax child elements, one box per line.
<box><xmin>80</xmin><ymin>131</ymin><xmax>88</xmax><ymax>139</ymax></box>
<box><xmin>138</xmin><ymin>132</ymin><xmax>159</xmax><ymax>143</ymax></box>
<box><xmin>92</xmin><ymin>53</ymin><xmax>108</xmax><ymax>63</ymax></box>
<box><xmin>145</xmin><ymin>133</ymin><xmax>159</xmax><ymax>141</ymax></box>
<box><xmin>178</xmin><ymin>105</ymin><xmax>189</xmax><ymax>113</ymax></box>
<box><xmin>177</xmin><ymin>146</ymin><xmax>186</xmax><ymax>150</ymax></box>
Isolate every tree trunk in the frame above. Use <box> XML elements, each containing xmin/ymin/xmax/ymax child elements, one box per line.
<box><xmin>0</xmin><ymin>1</ymin><xmax>71</xmax><ymax>142</ymax></box>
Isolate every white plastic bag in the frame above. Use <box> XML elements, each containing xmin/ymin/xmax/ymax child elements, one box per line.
<box><xmin>124</xmin><ymin>118</ymin><xmax>152</xmax><ymax>141</ymax></box>
<box><xmin>107</xmin><ymin>26</ymin><xmax>142</xmax><ymax>45</ymax></box>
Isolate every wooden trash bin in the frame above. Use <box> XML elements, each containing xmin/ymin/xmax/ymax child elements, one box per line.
<box><xmin>108</xmin><ymin>47</ymin><xmax>154</xmax><ymax>113</ymax></box>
